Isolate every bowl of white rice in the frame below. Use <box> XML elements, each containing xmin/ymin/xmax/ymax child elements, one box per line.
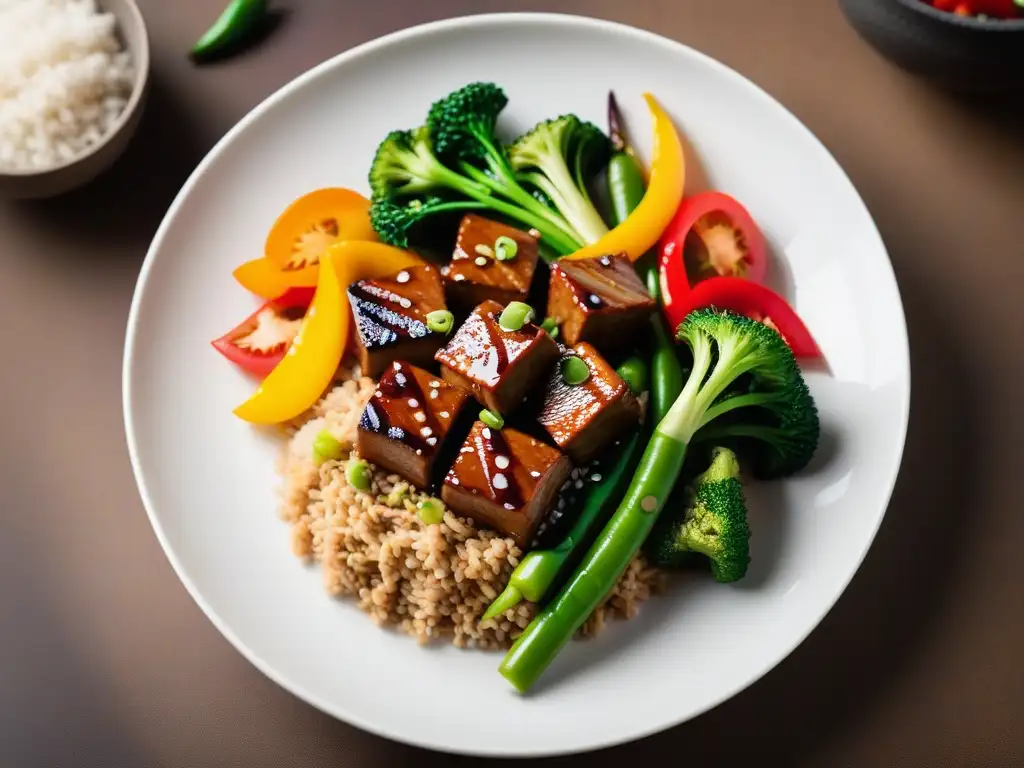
<box><xmin>0</xmin><ymin>0</ymin><xmax>149</xmax><ymax>200</ymax></box>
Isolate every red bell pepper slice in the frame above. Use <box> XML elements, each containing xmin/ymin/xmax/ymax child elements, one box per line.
<box><xmin>661</xmin><ymin>276</ymin><xmax>822</xmax><ymax>360</ymax></box>
<box><xmin>657</xmin><ymin>191</ymin><xmax>769</xmax><ymax>309</ymax></box>
<box><xmin>211</xmin><ymin>286</ymin><xmax>315</xmax><ymax>377</ymax></box>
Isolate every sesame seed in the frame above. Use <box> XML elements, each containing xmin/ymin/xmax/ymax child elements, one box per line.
<box><xmin>408</xmin><ymin>398</ymin><xmax>419</xmax><ymax>408</ymax></box>
<box><xmin>493</xmin><ymin>473</ymin><xmax>508</xmax><ymax>489</ymax></box>
<box><xmin>474</xmin><ymin>256</ymin><xmax>488</xmax><ymax>267</ymax></box>
<box><xmin>396</xmin><ymin>271</ymin><xmax>411</xmax><ymax>283</ymax></box>
<box><xmin>494</xmin><ymin>455</ymin><xmax>510</xmax><ymax>469</ymax></box>
<box><xmin>528</xmin><ymin>228</ymin><xmax>540</xmax><ymax>238</ymax></box>
<box><xmin>474</xmin><ymin>244</ymin><xmax>494</xmax><ymax>257</ymax></box>
<box><xmin>439</xmin><ymin>411</ymin><xmax>450</xmax><ymax>419</ymax></box>
<box><xmin>421</xmin><ymin>427</ymin><xmax>433</xmax><ymax>437</ymax></box>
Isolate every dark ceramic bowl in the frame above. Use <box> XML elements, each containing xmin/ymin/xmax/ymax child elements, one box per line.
<box><xmin>839</xmin><ymin>0</ymin><xmax>1024</xmax><ymax>93</ymax></box>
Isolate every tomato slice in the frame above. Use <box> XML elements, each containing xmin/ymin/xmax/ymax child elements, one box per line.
<box><xmin>662</xmin><ymin>276</ymin><xmax>822</xmax><ymax>360</ymax></box>
<box><xmin>211</xmin><ymin>288</ymin><xmax>315</xmax><ymax>377</ymax></box>
<box><xmin>264</xmin><ymin>188</ymin><xmax>377</xmax><ymax>271</ymax></box>
<box><xmin>658</xmin><ymin>190</ymin><xmax>768</xmax><ymax>289</ymax></box>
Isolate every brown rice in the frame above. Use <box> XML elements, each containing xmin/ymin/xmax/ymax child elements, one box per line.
<box><xmin>277</xmin><ymin>373</ymin><xmax>665</xmax><ymax>650</ymax></box>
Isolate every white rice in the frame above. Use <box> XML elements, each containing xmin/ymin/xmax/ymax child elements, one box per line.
<box><xmin>0</xmin><ymin>0</ymin><xmax>134</xmax><ymax>172</ymax></box>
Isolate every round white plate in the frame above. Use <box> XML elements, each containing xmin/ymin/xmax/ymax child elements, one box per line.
<box><xmin>123</xmin><ymin>13</ymin><xmax>909</xmax><ymax>758</ymax></box>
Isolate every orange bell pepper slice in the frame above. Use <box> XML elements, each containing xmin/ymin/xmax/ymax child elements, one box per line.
<box><xmin>233</xmin><ymin>256</ymin><xmax>319</xmax><ymax>299</ymax></box>
<box><xmin>567</xmin><ymin>94</ymin><xmax>685</xmax><ymax>262</ymax></box>
<box><xmin>233</xmin><ymin>242</ymin><xmax>425</xmax><ymax>425</ymax></box>
<box><xmin>264</xmin><ymin>188</ymin><xmax>378</xmax><ymax>271</ymax></box>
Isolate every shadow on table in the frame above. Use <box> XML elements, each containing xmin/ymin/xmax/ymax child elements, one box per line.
<box><xmin>0</xmin><ymin>496</ymin><xmax>153</xmax><ymax>768</ymax></box>
<box><xmin>12</xmin><ymin>71</ymin><xmax>207</xmax><ymax>265</ymax></box>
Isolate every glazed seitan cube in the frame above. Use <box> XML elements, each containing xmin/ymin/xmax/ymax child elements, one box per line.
<box><xmin>348</xmin><ymin>264</ymin><xmax>448</xmax><ymax>379</ymax></box>
<box><xmin>441</xmin><ymin>421</ymin><xmax>570</xmax><ymax>546</ymax></box>
<box><xmin>441</xmin><ymin>214</ymin><xmax>540</xmax><ymax>312</ymax></box>
<box><xmin>537</xmin><ymin>342</ymin><xmax>642</xmax><ymax>464</ymax></box>
<box><xmin>357</xmin><ymin>361</ymin><xmax>472</xmax><ymax>490</ymax></box>
<box><xmin>546</xmin><ymin>253</ymin><xmax>655</xmax><ymax>352</ymax></box>
<box><xmin>434</xmin><ymin>299</ymin><xmax>559</xmax><ymax>415</ymax></box>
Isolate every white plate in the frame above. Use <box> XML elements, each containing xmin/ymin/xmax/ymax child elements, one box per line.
<box><xmin>123</xmin><ymin>13</ymin><xmax>909</xmax><ymax>758</ymax></box>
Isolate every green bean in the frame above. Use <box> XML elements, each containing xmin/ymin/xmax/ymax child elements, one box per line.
<box><xmin>481</xmin><ymin>358</ymin><xmax>650</xmax><ymax>623</ymax></box>
<box><xmin>616</xmin><ymin>355</ymin><xmax>648</xmax><ymax>396</ymax></box>
<box><xmin>499</xmin><ymin>430</ymin><xmax>688</xmax><ymax>692</ymax></box>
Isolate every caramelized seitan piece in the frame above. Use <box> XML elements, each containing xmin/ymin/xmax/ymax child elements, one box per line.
<box><xmin>357</xmin><ymin>361</ymin><xmax>472</xmax><ymax>490</ymax></box>
<box><xmin>441</xmin><ymin>421</ymin><xmax>570</xmax><ymax>546</ymax></box>
<box><xmin>348</xmin><ymin>265</ymin><xmax>448</xmax><ymax>379</ymax></box>
<box><xmin>434</xmin><ymin>299</ymin><xmax>559</xmax><ymax>415</ymax></box>
<box><xmin>547</xmin><ymin>253</ymin><xmax>655</xmax><ymax>352</ymax></box>
<box><xmin>441</xmin><ymin>214</ymin><xmax>540</xmax><ymax>312</ymax></box>
<box><xmin>537</xmin><ymin>342</ymin><xmax>641</xmax><ymax>464</ymax></box>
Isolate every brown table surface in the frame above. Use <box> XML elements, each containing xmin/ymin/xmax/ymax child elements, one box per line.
<box><xmin>2</xmin><ymin>1</ymin><xmax>1022</xmax><ymax>765</ymax></box>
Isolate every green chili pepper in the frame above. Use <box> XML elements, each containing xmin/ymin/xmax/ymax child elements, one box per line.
<box><xmin>606</xmin><ymin>90</ymin><xmax>684</xmax><ymax>423</ymax></box>
<box><xmin>191</xmin><ymin>0</ymin><xmax>269</xmax><ymax>62</ymax></box>
<box><xmin>481</xmin><ymin>359</ymin><xmax>649</xmax><ymax>622</ymax></box>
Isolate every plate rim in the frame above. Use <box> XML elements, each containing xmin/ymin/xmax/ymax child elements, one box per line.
<box><xmin>122</xmin><ymin>11</ymin><xmax>911</xmax><ymax>757</ymax></box>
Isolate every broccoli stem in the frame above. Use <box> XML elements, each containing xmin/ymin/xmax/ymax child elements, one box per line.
<box><xmin>499</xmin><ymin>431</ymin><xmax>688</xmax><ymax>693</ymax></box>
<box><xmin>697</xmin><ymin>390</ymin><xmax>786</xmax><ymax>429</ymax></box>
<box><xmin>521</xmin><ymin>152</ymin><xmax>609</xmax><ymax>245</ymax></box>
<box><xmin>459</xmin><ymin>162</ymin><xmax>585</xmax><ymax>247</ymax></box>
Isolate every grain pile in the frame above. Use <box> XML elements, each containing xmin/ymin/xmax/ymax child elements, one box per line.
<box><xmin>278</xmin><ymin>375</ymin><xmax>664</xmax><ymax>650</ymax></box>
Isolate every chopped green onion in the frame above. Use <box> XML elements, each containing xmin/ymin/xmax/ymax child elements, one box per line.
<box><xmin>312</xmin><ymin>429</ymin><xmax>343</xmax><ymax>465</ymax></box>
<box><xmin>561</xmin><ymin>356</ymin><xmax>590</xmax><ymax>386</ymax></box>
<box><xmin>479</xmin><ymin>409</ymin><xmax>505</xmax><ymax>430</ymax></box>
<box><xmin>498</xmin><ymin>301</ymin><xmax>535</xmax><ymax>331</ymax></box>
<box><xmin>418</xmin><ymin>497</ymin><xmax>445</xmax><ymax>525</ymax></box>
<box><xmin>495</xmin><ymin>235</ymin><xmax>518</xmax><ymax>261</ymax></box>
<box><xmin>347</xmin><ymin>459</ymin><xmax>371</xmax><ymax>492</ymax></box>
<box><xmin>474</xmin><ymin>256</ymin><xmax>489</xmax><ymax>267</ymax></box>
<box><xmin>426</xmin><ymin>309</ymin><xmax>455</xmax><ymax>335</ymax></box>
<box><xmin>540</xmin><ymin>317</ymin><xmax>560</xmax><ymax>339</ymax></box>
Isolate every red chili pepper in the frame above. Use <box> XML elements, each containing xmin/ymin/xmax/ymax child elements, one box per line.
<box><xmin>660</xmin><ymin>275</ymin><xmax>822</xmax><ymax>359</ymax></box>
<box><xmin>656</xmin><ymin>191</ymin><xmax>769</xmax><ymax>310</ymax></box>
<box><xmin>211</xmin><ymin>286</ymin><xmax>315</xmax><ymax>377</ymax></box>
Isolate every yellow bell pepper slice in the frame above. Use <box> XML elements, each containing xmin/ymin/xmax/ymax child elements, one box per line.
<box><xmin>567</xmin><ymin>93</ymin><xmax>685</xmax><ymax>262</ymax></box>
<box><xmin>233</xmin><ymin>256</ymin><xmax>320</xmax><ymax>299</ymax></box>
<box><xmin>233</xmin><ymin>242</ymin><xmax>425</xmax><ymax>424</ymax></box>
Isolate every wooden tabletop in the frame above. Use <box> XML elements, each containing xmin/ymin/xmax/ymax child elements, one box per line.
<box><xmin>2</xmin><ymin>1</ymin><xmax>1021</xmax><ymax>765</ymax></box>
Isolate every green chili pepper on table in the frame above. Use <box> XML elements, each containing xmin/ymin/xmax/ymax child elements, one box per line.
<box><xmin>191</xmin><ymin>0</ymin><xmax>269</xmax><ymax>62</ymax></box>
<box><xmin>481</xmin><ymin>359</ymin><xmax>650</xmax><ymax>622</ymax></box>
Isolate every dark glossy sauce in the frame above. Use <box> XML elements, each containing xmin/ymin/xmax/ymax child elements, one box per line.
<box><xmin>359</xmin><ymin>362</ymin><xmax>462</xmax><ymax>455</ymax></box>
<box><xmin>473</xmin><ymin>425</ymin><xmax>523</xmax><ymax>510</ymax></box>
<box><xmin>348</xmin><ymin>283</ymin><xmax>429</xmax><ymax>346</ymax></box>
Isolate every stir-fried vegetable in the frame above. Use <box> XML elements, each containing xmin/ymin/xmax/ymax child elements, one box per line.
<box><xmin>566</xmin><ymin>94</ymin><xmax>685</xmax><ymax>262</ymax></box>
<box><xmin>499</xmin><ymin>310</ymin><xmax>819</xmax><ymax>692</ymax></box>
<box><xmin>658</xmin><ymin>191</ymin><xmax>769</xmax><ymax>294</ymax></box>
<box><xmin>661</xmin><ymin>276</ymin><xmax>822</xmax><ymax>360</ymax></box>
<box><xmin>232</xmin><ymin>242</ymin><xmax>424</xmax><ymax>424</ymax></box>
<box><xmin>211</xmin><ymin>287</ymin><xmax>314</xmax><ymax>377</ymax></box>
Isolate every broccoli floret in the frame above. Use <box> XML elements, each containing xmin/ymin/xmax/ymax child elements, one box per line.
<box><xmin>368</xmin><ymin>84</ymin><xmax>599</xmax><ymax>255</ymax></box>
<box><xmin>367</xmin><ymin>120</ymin><xmax>580</xmax><ymax>255</ymax></box>
<box><xmin>646</xmin><ymin>446</ymin><xmax>750</xmax><ymax>582</ymax></box>
<box><xmin>427</xmin><ymin>82</ymin><xmax>509</xmax><ymax>170</ymax></box>
<box><xmin>656</xmin><ymin>309</ymin><xmax>820</xmax><ymax>481</ymax></box>
<box><xmin>508</xmin><ymin>115</ymin><xmax>611</xmax><ymax>244</ymax></box>
<box><xmin>369</xmin><ymin>196</ymin><xmax>483</xmax><ymax>250</ymax></box>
